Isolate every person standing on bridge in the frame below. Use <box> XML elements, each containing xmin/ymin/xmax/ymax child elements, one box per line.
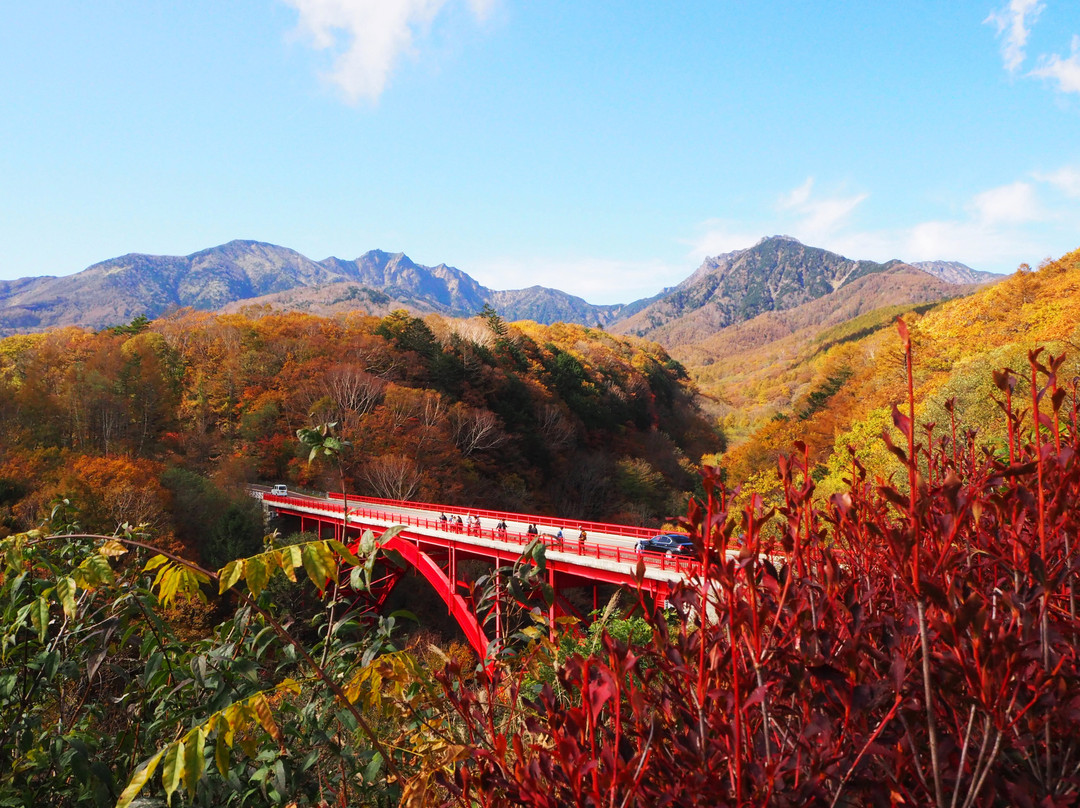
<box><xmin>455</xmin><ymin>515</ymin><xmax>464</xmax><ymax>533</ymax></box>
<box><xmin>496</xmin><ymin>519</ymin><xmax>507</xmax><ymax>538</ymax></box>
<box><xmin>577</xmin><ymin>526</ymin><xmax>587</xmax><ymax>551</ymax></box>
<box><xmin>527</xmin><ymin>523</ymin><xmax>538</xmax><ymax>537</ymax></box>
<box><xmin>439</xmin><ymin>513</ymin><xmax>448</xmax><ymax>530</ymax></box>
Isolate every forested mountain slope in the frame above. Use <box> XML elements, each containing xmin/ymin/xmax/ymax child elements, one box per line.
<box><xmin>0</xmin><ymin>308</ymin><xmax>721</xmax><ymax>559</ymax></box>
<box><xmin>717</xmin><ymin>247</ymin><xmax>1080</xmax><ymax>499</ymax></box>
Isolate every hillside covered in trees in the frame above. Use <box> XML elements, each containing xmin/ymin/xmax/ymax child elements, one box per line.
<box><xmin>0</xmin><ymin>306</ymin><xmax>721</xmax><ymax>563</ymax></box>
<box><xmin>5</xmin><ymin>245</ymin><xmax>1080</xmax><ymax>807</ymax></box>
<box><xmin>4</xmin><ymin>289</ymin><xmax>1080</xmax><ymax>806</ymax></box>
<box><xmin>715</xmin><ymin>248</ymin><xmax>1080</xmax><ymax>501</ymax></box>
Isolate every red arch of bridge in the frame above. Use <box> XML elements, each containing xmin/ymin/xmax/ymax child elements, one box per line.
<box><xmin>377</xmin><ymin>534</ymin><xmax>490</xmax><ymax>658</ymax></box>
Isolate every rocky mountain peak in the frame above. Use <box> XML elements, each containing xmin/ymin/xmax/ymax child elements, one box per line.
<box><xmin>755</xmin><ymin>234</ymin><xmax>803</xmax><ymax>247</ymax></box>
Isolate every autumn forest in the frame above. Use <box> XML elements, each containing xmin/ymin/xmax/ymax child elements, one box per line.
<box><xmin>0</xmin><ymin>305</ymin><xmax>720</xmax><ymax>561</ymax></box>
<box><xmin>2</xmin><ymin>247</ymin><xmax>1080</xmax><ymax>806</ymax></box>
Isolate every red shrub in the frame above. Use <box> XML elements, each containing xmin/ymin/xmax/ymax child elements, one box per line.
<box><xmin>427</xmin><ymin>328</ymin><xmax>1080</xmax><ymax>807</ymax></box>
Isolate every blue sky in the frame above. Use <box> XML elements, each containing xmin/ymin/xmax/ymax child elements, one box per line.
<box><xmin>2</xmin><ymin>1</ymin><xmax>1078</xmax><ymax>302</ymax></box>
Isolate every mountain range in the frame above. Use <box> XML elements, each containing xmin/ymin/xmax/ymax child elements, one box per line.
<box><xmin>0</xmin><ymin>237</ymin><xmax>997</xmax><ymax>338</ymax></box>
<box><xmin>611</xmin><ymin>236</ymin><xmax>997</xmax><ymax>345</ymax></box>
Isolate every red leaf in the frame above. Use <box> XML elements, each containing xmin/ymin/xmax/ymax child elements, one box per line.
<box><xmin>743</xmin><ymin>684</ymin><xmax>769</xmax><ymax>710</ymax></box>
<box><xmin>891</xmin><ymin>403</ymin><xmax>912</xmax><ymax>440</ymax></box>
<box><xmin>992</xmin><ymin>369</ymin><xmax>1015</xmax><ymax>393</ymax></box>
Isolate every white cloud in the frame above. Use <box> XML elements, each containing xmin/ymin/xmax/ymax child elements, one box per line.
<box><xmin>798</xmin><ymin>193</ymin><xmax>869</xmax><ymax>240</ymax></box>
<box><xmin>285</xmin><ymin>0</ymin><xmax>493</xmax><ymax>103</ymax></box>
<box><xmin>777</xmin><ymin>177</ymin><xmax>814</xmax><ymax>210</ymax></box>
<box><xmin>1031</xmin><ymin>34</ymin><xmax>1080</xmax><ymax>94</ymax></box>
<box><xmin>971</xmin><ymin>181</ymin><xmax>1042</xmax><ymax>223</ymax></box>
<box><xmin>467</xmin><ymin>0</ymin><xmax>496</xmax><ymax>17</ymax></box>
<box><xmin>831</xmin><ymin>177</ymin><xmax>1061</xmax><ymax>268</ymax></box>
<box><xmin>1035</xmin><ymin>165</ymin><xmax>1080</xmax><ymax>196</ymax></box>
<box><xmin>776</xmin><ymin>177</ymin><xmax>868</xmax><ymax>244</ymax></box>
<box><xmin>828</xmin><ymin>218</ymin><xmax>1041</xmax><ymax>268</ymax></box>
<box><xmin>685</xmin><ymin>180</ymin><xmax>868</xmax><ymax>263</ymax></box>
<box><xmin>901</xmin><ymin>220</ymin><xmax>1040</xmax><ymax>265</ymax></box>
<box><xmin>691</xmin><ymin>171</ymin><xmax>1077</xmax><ymax>275</ymax></box>
<box><xmin>986</xmin><ymin>0</ymin><xmax>1044</xmax><ymax>73</ymax></box>
<box><xmin>685</xmin><ymin>220</ymin><xmax>759</xmax><ymax>261</ymax></box>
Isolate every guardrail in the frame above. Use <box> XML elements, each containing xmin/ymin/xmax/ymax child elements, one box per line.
<box><xmin>324</xmin><ymin>491</ymin><xmax>664</xmax><ymax>542</ymax></box>
<box><xmin>263</xmin><ymin>493</ymin><xmax>700</xmax><ymax>576</ymax></box>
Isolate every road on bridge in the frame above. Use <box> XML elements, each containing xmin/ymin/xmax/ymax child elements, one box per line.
<box><xmin>250</xmin><ymin>484</ymin><xmax>707</xmax><ymax>660</ymax></box>
<box><xmin>250</xmin><ymin>485</ymin><xmax>699</xmax><ymax>579</ymax></box>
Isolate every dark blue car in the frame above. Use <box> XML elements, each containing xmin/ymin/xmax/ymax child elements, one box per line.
<box><xmin>636</xmin><ymin>533</ymin><xmax>695</xmax><ymax>555</ymax></box>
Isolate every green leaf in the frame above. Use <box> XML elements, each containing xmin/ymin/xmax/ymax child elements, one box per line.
<box><xmin>81</xmin><ymin>552</ymin><xmax>115</xmax><ymax>586</ymax></box>
<box><xmin>115</xmin><ymin>750</ymin><xmax>164</xmax><ymax>808</ymax></box>
<box><xmin>55</xmin><ymin>576</ymin><xmax>77</xmax><ymax>619</ymax></box>
<box><xmin>214</xmin><ymin>732</ymin><xmax>230</xmax><ymax>777</ymax></box>
<box><xmin>218</xmin><ymin>558</ymin><xmax>245</xmax><ymax>594</ymax></box>
<box><xmin>183</xmin><ymin>728</ymin><xmax>205</xmax><ymax>798</ymax></box>
<box><xmin>379</xmin><ymin>524</ymin><xmax>405</xmax><ymax>543</ymax></box>
<box><xmin>364</xmin><ymin>752</ymin><xmax>383</xmax><ymax>784</ymax></box>
<box><xmin>30</xmin><ymin>596</ymin><xmax>49</xmax><ymax>643</ymax></box>
<box><xmin>357</xmin><ymin>530</ymin><xmax>377</xmax><ymax>556</ymax></box>
<box><xmin>142</xmin><ymin>651</ymin><xmax>164</xmax><ymax>688</ymax></box>
<box><xmin>349</xmin><ymin>565</ymin><xmax>365</xmax><ymax>592</ymax></box>
<box><xmin>162</xmin><ymin>741</ymin><xmax>185</xmax><ymax>805</ymax></box>
<box><xmin>327</xmin><ymin>539</ymin><xmax>362</xmax><ymax>567</ymax></box>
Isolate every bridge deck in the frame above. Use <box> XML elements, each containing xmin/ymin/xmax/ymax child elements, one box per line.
<box><xmin>253</xmin><ymin>487</ymin><xmax>700</xmax><ymax>584</ymax></box>
<box><xmin>251</xmin><ymin>486</ymin><xmax>710</xmax><ymax>660</ymax></box>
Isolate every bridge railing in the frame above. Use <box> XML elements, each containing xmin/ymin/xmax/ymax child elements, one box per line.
<box><xmin>325</xmin><ymin>491</ymin><xmax>663</xmax><ymax>542</ymax></box>
<box><xmin>264</xmin><ymin>493</ymin><xmax>700</xmax><ymax>575</ymax></box>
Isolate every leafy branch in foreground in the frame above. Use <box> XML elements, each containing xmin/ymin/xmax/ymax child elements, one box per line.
<box><xmin>122</xmin><ymin>528</ymin><xmax>408</xmax><ymax>807</ymax></box>
<box><xmin>0</xmin><ymin>520</ymin><xmax>410</xmax><ymax>808</ymax></box>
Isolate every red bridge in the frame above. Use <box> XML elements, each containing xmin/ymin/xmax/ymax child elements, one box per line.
<box><xmin>253</xmin><ymin>487</ymin><xmax>699</xmax><ymax>661</ymax></box>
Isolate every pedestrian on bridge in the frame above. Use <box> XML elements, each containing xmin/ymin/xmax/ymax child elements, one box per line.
<box><xmin>439</xmin><ymin>513</ymin><xmax>448</xmax><ymax>530</ymax></box>
<box><xmin>496</xmin><ymin>519</ymin><xmax>508</xmax><ymax>538</ymax></box>
<box><xmin>577</xmin><ymin>526</ymin><xmax>587</xmax><ymax>551</ymax></box>
<box><xmin>455</xmin><ymin>515</ymin><xmax>464</xmax><ymax>533</ymax></box>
